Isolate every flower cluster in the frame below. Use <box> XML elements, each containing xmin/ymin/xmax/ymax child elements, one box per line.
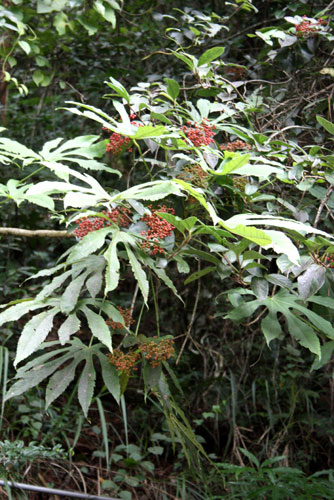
<box><xmin>139</xmin><ymin>337</ymin><xmax>175</xmax><ymax>368</ymax></box>
<box><xmin>178</xmin><ymin>164</ymin><xmax>209</xmax><ymax>188</ymax></box>
<box><xmin>220</xmin><ymin>140</ymin><xmax>252</xmax><ymax>152</ymax></box>
<box><xmin>106</xmin><ymin>307</ymin><xmax>135</xmax><ymax>330</ymax></box>
<box><xmin>140</xmin><ymin>205</ymin><xmax>175</xmax><ymax>256</ymax></box>
<box><xmin>107</xmin><ymin>349</ymin><xmax>139</xmax><ymax>376</ymax></box>
<box><xmin>295</xmin><ymin>17</ymin><xmax>326</xmax><ymax>37</ymax></box>
<box><xmin>181</xmin><ymin>119</ymin><xmax>216</xmax><ymax>147</ymax></box>
<box><xmin>73</xmin><ymin>207</ymin><xmax>131</xmax><ymax>238</ymax></box>
<box><xmin>233</xmin><ymin>177</ymin><xmax>248</xmax><ymax>192</ymax></box>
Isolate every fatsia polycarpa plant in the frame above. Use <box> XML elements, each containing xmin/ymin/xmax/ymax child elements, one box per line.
<box><xmin>1</xmin><ymin>65</ymin><xmax>334</xmax><ymax>441</ymax></box>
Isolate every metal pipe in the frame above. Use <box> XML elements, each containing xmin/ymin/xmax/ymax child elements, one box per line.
<box><xmin>0</xmin><ymin>479</ymin><xmax>122</xmax><ymax>499</ymax></box>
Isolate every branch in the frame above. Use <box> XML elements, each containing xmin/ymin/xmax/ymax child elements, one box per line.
<box><xmin>0</xmin><ymin>228</ymin><xmax>74</xmax><ymax>238</ymax></box>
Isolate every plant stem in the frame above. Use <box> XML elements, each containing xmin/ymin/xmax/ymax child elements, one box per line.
<box><xmin>150</xmin><ymin>271</ymin><xmax>160</xmax><ymax>337</ymax></box>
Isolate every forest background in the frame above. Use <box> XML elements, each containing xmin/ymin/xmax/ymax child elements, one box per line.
<box><xmin>1</xmin><ymin>0</ymin><xmax>334</xmax><ymax>498</ymax></box>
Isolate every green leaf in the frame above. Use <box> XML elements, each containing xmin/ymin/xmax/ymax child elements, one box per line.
<box><xmin>251</xmin><ymin>278</ymin><xmax>269</xmax><ymax>300</ymax></box>
<box><xmin>125</xmin><ymin>244</ymin><xmax>149</xmax><ymax>303</ymax></box>
<box><xmin>164</xmin><ymin>78</ymin><xmax>180</xmax><ymax>100</ymax></box>
<box><xmin>103</xmin><ymin>5</ymin><xmax>116</xmax><ymax>27</ymax></box>
<box><xmin>239</xmin><ymin>447</ymin><xmax>259</xmax><ymax>468</ymax></box>
<box><xmin>104</xmin><ymin>232</ymin><xmax>121</xmax><ymax>294</ymax></box>
<box><xmin>18</xmin><ymin>40</ymin><xmax>31</xmax><ymax>55</ymax></box>
<box><xmin>317</xmin><ymin>115</ymin><xmax>334</xmax><ymax>135</ymax></box>
<box><xmin>6</xmin><ymin>352</ymin><xmax>73</xmax><ymax>400</ymax></box>
<box><xmin>150</xmin><ymin>112</ymin><xmax>172</xmax><ymax>125</ymax></box>
<box><xmin>32</xmin><ymin>69</ymin><xmax>44</xmax><ymax>86</ymax></box>
<box><xmin>54</xmin><ymin>12</ymin><xmax>68</xmax><ymax>35</ymax></box>
<box><xmin>133</xmin><ymin>125</ymin><xmax>166</xmax><ymax>140</ymax></box>
<box><xmin>78</xmin><ymin>16</ymin><xmax>99</xmax><ymax>36</ymax></box>
<box><xmin>184</xmin><ymin>266</ymin><xmax>216</xmax><ymax>285</ymax></box>
<box><xmin>46</xmin><ymin>357</ymin><xmax>81</xmax><ymax>408</ymax></box>
<box><xmin>60</xmin><ymin>273</ymin><xmax>88</xmax><ymax>314</ymax></box>
<box><xmin>36</xmin><ymin>270</ymin><xmax>72</xmax><ymax>301</ymax></box>
<box><xmin>312</xmin><ymin>341</ymin><xmax>334</xmax><ymax>370</ymax></box>
<box><xmin>68</xmin><ymin>227</ymin><xmax>113</xmax><ymax>264</ymax></box>
<box><xmin>170</xmin><ymin>50</ymin><xmax>196</xmax><ymax>71</ymax></box>
<box><xmin>37</xmin><ymin>0</ymin><xmax>67</xmax><ymax>12</ymax></box>
<box><xmin>226</xmin><ymin>299</ymin><xmax>263</xmax><ymax>321</ymax></box>
<box><xmin>261</xmin><ymin>312</ymin><xmax>282</xmax><ymax>346</ymax></box>
<box><xmin>113</xmin><ymin>180</ymin><xmax>183</xmax><ymax>203</ymax></box>
<box><xmin>105</xmin><ymin>77</ymin><xmax>130</xmax><ymax>103</ymax></box>
<box><xmin>198</xmin><ymin>47</ymin><xmax>225</xmax><ymax>67</ymax></box>
<box><xmin>265</xmin><ymin>274</ymin><xmax>292</xmax><ymax>290</ymax></box>
<box><xmin>157</xmin><ymin>213</ymin><xmax>197</xmax><ymax>234</ymax></box>
<box><xmin>82</xmin><ymin>306</ymin><xmax>112</xmax><ymax>351</ymax></box>
<box><xmin>297</xmin><ymin>264</ymin><xmax>326</xmax><ymax>301</ymax></box>
<box><xmin>97</xmin><ymin>353</ymin><xmax>120</xmax><ymax>403</ymax></box>
<box><xmin>222</xmin><ymin>223</ymin><xmax>272</xmax><ymax>247</ymax></box>
<box><xmin>174</xmin><ymin>255</ymin><xmax>190</xmax><ymax>273</ymax></box>
<box><xmin>15</xmin><ymin>308</ymin><xmax>59</xmax><ymax>366</ymax></box>
<box><xmin>86</xmin><ymin>270</ymin><xmax>104</xmax><ymax>298</ymax></box>
<box><xmin>143</xmin><ymin>364</ymin><xmax>162</xmax><ymax>390</ymax></box>
<box><xmin>286</xmin><ymin>314</ymin><xmax>321</xmax><ymax>358</ymax></box>
<box><xmin>0</xmin><ymin>300</ymin><xmax>44</xmax><ymax>327</ymax></box>
<box><xmin>78</xmin><ymin>355</ymin><xmax>96</xmax><ymax>416</ymax></box>
<box><xmin>58</xmin><ymin>313</ymin><xmax>81</xmax><ymax>345</ymax></box>
<box><xmin>25</xmin><ymin>194</ymin><xmax>55</xmax><ymax>210</ymax></box>
<box><xmin>212</xmin><ymin>154</ymin><xmax>250</xmax><ymax>176</ymax></box>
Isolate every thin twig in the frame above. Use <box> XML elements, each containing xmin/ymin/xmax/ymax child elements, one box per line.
<box><xmin>0</xmin><ymin>228</ymin><xmax>73</xmax><ymax>238</ymax></box>
<box><xmin>176</xmin><ymin>262</ymin><xmax>201</xmax><ymax>365</ymax></box>
<box><xmin>130</xmin><ymin>283</ymin><xmax>139</xmax><ymax>317</ymax></box>
<box><xmin>314</xmin><ymin>186</ymin><xmax>333</xmax><ymax>228</ymax></box>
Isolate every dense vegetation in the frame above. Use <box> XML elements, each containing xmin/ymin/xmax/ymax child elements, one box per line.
<box><xmin>1</xmin><ymin>0</ymin><xmax>334</xmax><ymax>498</ymax></box>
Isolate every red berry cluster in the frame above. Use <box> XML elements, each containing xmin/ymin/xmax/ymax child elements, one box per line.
<box><xmin>73</xmin><ymin>207</ymin><xmax>131</xmax><ymax>238</ymax></box>
<box><xmin>295</xmin><ymin>16</ymin><xmax>326</xmax><ymax>37</ymax></box>
<box><xmin>181</xmin><ymin>119</ymin><xmax>216</xmax><ymax>147</ymax></box>
<box><xmin>107</xmin><ymin>349</ymin><xmax>139</xmax><ymax>376</ymax></box>
<box><xmin>220</xmin><ymin>140</ymin><xmax>252</xmax><ymax>152</ymax></box>
<box><xmin>178</xmin><ymin>164</ymin><xmax>209</xmax><ymax>188</ymax></box>
<box><xmin>106</xmin><ymin>307</ymin><xmax>135</xmax><ymax>330</ymax></box>
<box><xmin>325</xmin><ymin>255</ymin><xmax>334</xmax><ymax>268</ymax></box>
<box><xmin>106</xmin><ymin>132</ymin><xmax>132</xmax><ymax>154</ymax></box>
<box><xmin>104</xmin><ymin>115</ymin><xmax>142</xmax><ymax>155</ymax></box>
<box><xmin>107</xmin><ymin>207</ymin><xmax>131</xmax><ymax>227</ymax></box>
<box><xmin>140</xmin><ymin>205</ymin><xmax>175</xmax><ymax>256</ymax></box>
<box><xmin>139</xmin><ymin>337</ymin><xmax>175</xmax><ymax>368</ymax></box>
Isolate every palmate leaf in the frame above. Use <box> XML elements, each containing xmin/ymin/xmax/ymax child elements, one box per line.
<box><xmin>227</xmin><ymin>288</ymin><xmax>331</xmax><ymax>357</ymax></box>
<box><xmin>6</xmin><ymin>339</ymin><xmax>121</xmax><ymax>415</ymax></box>
<box><xmin>5</xmin><ymin>349</ymin><xmax>75</xmax><ymax>401</ymax></box>
<box><xmin>46</xmin><ymin>356</ymin><xmax>83</xmax><ymax>408</ymax></box>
